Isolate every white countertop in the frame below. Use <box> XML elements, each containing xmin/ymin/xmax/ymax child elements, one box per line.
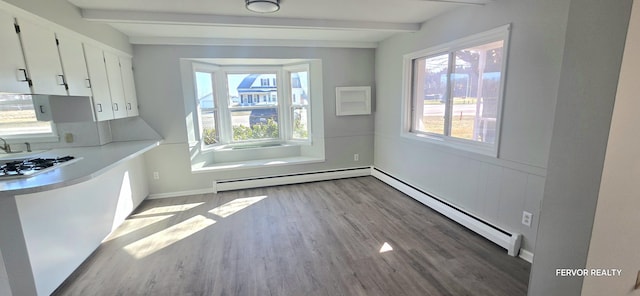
<box><xmin>0</xmin><ymin>140</ymin><xmax>161</xmax><ymax>195</ymax></box>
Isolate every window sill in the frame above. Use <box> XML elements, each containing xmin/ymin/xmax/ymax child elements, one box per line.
<box><xmin>191</xmin><ymin>156</ymin><xmax>325</xmax><ymax>172</ymax></box>
<box><xmin>0</xmin><ymin>134</ymin><xmax>59</xmax><ymax>144</ymax></box>
<box><xmin>204</xmin><ymin>141</ymin><xmax>306</xmax><ymax>152</ymax></box>
<box><xmin>191</xmin><ymin>139</ymin><xmax>324</xmax><ymax>172</ymax></box>
<box><xmin>400</xmin><ymin>131</ymin><xmax>497</xmax><ymax>157</ymax></box>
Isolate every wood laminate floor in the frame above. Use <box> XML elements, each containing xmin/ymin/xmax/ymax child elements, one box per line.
<box><xmin>53</xmin><ymin>177</ymin><xmax>530</xmax><ymax>296</ymax></box>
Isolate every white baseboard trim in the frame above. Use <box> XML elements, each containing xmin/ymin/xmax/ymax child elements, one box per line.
<box><xmin>213</xmin><ymin>167</ymin><xmax>372</xmax><ymax>193</ymax></box>
<box><xmin>371</xmin><ymin>167</ymin><xmax>522</xmax><ymax>257</ymax></box>
<box><xmin>518</xmin><ymin>248</ymin><xmax>534</xmax><ymax>263</ymax></box>
<box><xmin>148</xmin><ymin>167</ymin><xmax>372</xmax><ymax>198</ymax></box>
<box><xmin>147</xmin><ymin>188</ymin><xmax>214</xmax><ymax>199</ymax></box>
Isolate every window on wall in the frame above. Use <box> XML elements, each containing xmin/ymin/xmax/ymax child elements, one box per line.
<box><xmin>193</xmin><ymin>63</ymin><xmax>312</xmax><ymax>147</ymax></box>
<box><xmin>0</xmin><ymin>94</ymin><xmax>55</xmax><ymax>138</ymax></box>
<box><xmin>403</xmin><ymin>25</ymin><xmax>510</xmax><ymax>156</ymax></box>
<box><xmin>285</xmin><ymin>65</ymin><xmax>310</xmax><ymax>140</ymax></box>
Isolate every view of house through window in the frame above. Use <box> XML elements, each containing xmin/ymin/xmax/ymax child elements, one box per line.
<box><xmin>194</xmin><ymin>64</ymin><xmax>311</xmax><ymax>146</ymax></box>
<box><xmin>408</xmin><ymin>28</ymin><xmax>507</xmax><ymax>153</ymax></box>
<box><xmin>0</xmin><ymin>94</ymin><xmax>53</xmax><ymax>137</ymax></box>
<box><xmin>229</xmin><ymin>72</ymin><xmax>279</xmax><ymax>141</ymax></box>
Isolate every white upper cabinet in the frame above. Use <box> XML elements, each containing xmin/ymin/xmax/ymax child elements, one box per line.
<box><xmin>56</xmin><ymin>33</ymin><xmax>92</xmax><ymax>97</ymax></box>
<box><xmin>15</xmin><ymin>17</ymin><xmax>67</xmax><ymax>96</ymax></box>
<box><xmin>83</xmin><ymin>43</ymin><xmax>114</xmax><ymax>121</ymax></box>
<box><xmin>119</xmin><ymin>56</ymin><xmax>139</xmax><ymax>116</ymax></box>
<box><xmin>0</xmin><ymin>10</ymin><xmax>30</xmax><ymax>93</ymax></box>
<box><xmin>1</xmin><ymin>5</ymin><xmax>140</xmax><ymax>122</ymax></box>
<box><xmin>103</xmin><ymin>51</ymin><xmax>128</xmax><ymax>119</ymax></box>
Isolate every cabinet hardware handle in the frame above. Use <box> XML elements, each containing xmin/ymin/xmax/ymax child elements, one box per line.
<box><xmin>39</xmin><ymin>105</ymin><xmax>45</xmax><ymax>114</ymax></box>
<box><xmin>96</xmin><ymin>103</ymin><xmax>102</xmax><ymax>112</ymax></box>
<box><xmin>17</xmin><ymin>69</ymin><xmax>28</xmax><ymax>82</ymax></box>
<box><xmin>114</xmin><ymin>103</ymin><xmax>119</xmax><ymax>111</ymax></box>
<box><xmin>85</xmin><ymin>79</ymin><xmax>91</xmax><ymax>88</ymax></box>
<box><xmin>127</xmin><ymin>103</ymin><xmax>132</xmax><ymax>110</ymax></box>
<box><xmin>57</xmin><ymin>75</ymin><xmax>66</xmax><ymax>86</ymax></box>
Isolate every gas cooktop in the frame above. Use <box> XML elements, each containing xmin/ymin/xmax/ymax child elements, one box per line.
<box><xmin>0</xmin><ymin>156</ymin><xmax>82</xmax><ymax>179</ymax></box>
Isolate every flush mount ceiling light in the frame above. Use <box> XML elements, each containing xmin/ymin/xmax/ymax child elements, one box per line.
<box><xmin>246</xmin><ymin>0</ymin><xmax>280</xmax><ymax>13</ymax></box>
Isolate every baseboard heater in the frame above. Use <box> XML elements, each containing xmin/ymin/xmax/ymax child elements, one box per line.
<box><xmin>371</xmin><ymin>167</ymin><xmax>522</xmax><ymax>257</ymax></box>
<box><xmin>213</xmin><ymin>167</ymin><xmax>372</xmax><ymax>193</ymax></box>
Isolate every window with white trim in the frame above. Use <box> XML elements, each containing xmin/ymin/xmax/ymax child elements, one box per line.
<box><xmin>403</xmin><ymin>25</ymin><xmax>510</xmax><ymax>156</ymax></box>
<box><xmin>193</xmin><ymin>63</ymin><xmax>311</xmax><ymax>147</ymax></box>
<box><xmin>0</xmin><ymin>94</ymin><xmax>55</xmax><ymax>138</ymax></box>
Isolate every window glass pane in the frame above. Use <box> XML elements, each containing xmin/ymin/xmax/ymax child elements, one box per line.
<box><xmin>195</xmin><ymin>72</ymin><xmax>217</xmax><ymax>145</ymax></box>
<box><xmin>292</xmin><ymin>107</ymin><xmax>309</xmax><ymax>140</ymax></box>
<box><xmin>229</xmin><ymin>73</ymin><xmax>280</xmax><ymax>142</ymax></box>
<box><xmin>230</xmin><ymin>73</ymin><xmax>278</xmax><ymax>107</ymax></box>
<box><xmin>290</xmin><ymin>70</ymin><xmax>309</xmax><ymax>140</ymax></box>
<box><xmin>413</xmin><ymin>54</ymin><xmax>449</xmax><ymax>135</ymax></box>
<box><xmin>290</xmin><ymin>71</ymin><xmax>309</xmax><ymax>106</ymax></box>
<box><xmin>0</xmin><ymin>94</ymin><xmax>53</xmax><ymax>137</ymax></box>
<box><xmin>450</xmin><ymin>40</ymin><xmax>503</xmax><ymax>143</ymax></box>
<box><xmin>232</xmin><ymin>108</ymin><xmax>279</xmax><ymax>141</ymax></box>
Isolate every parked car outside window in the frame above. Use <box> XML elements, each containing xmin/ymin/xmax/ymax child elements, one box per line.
<box><xmin>249</xmin><ymin>108</ymin><xmax>278</xmax><ymax>127</ymax></box>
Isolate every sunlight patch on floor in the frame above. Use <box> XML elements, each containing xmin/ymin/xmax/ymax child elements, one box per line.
<box><xmin>209</xmin><ymin>195</ymin><xmax>267</xmax><ymax>218</ymax></box>
<box><xmin>123</xmin><ymin>215</ymin><xmax>215</xmax><ymax>259</ymax></box>
<box><xmin>379</xmin><ymin>242</ymin><xmax>393</xmax><ymax>253</ymax></box>
<box><xmin>105</xmin><ymin>214</ymin><xmax>173</xmax><ymax>242</ymax></box>
<box><xmin>132</xmin><ymin>202</ymin><xmax>205</xmax><ymax>217</ymax></box>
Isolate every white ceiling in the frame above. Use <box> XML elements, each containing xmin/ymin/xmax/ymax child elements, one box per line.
<box><xmin>67</xmin><ymin>0</ymin><xmax>489</xmax><ymax>48</ymax></box>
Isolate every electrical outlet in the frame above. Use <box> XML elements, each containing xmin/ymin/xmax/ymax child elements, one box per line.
<box><xmin>64</xmin><ymin>133</ymin><xmax>74</xmax><ymax>143</ymax></box>
<box><xmin>354</xmin><ymin>153</ymin><xmax>359</xmax><ymax>161</ymax></box>
<box><xmin>153</xmin><ymin>172</ymin><xmax>160</xmax><ymax>180</ymax></box>
<box><xmin>522</xmin><ymin>211</ymin><xmax>533</xmax><ymax>227</ymax></box>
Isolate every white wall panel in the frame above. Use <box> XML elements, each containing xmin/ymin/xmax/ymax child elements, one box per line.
<box><xmin>14</xmin><ymin>156</ymin><xmax>148</xmax><ymax>296</ymax></box>
<box><xmin>497</xmin><ymin>168</ymin><xmax>527</xmax><ymax>231</ymax></box>
<box><xmin>0</xmin><ymin>248</ymin><xmax>11</xmax><ymax>296</ymax></box>
<box><xmin>374</xmin><ymin>0</ymin><xmax>569</xmax><ymax>254</ymax></box>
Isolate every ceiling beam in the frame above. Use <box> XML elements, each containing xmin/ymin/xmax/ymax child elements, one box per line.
<box><xmin>81</xmin><ymin>9</ymin><xmax>421</xmax><ymax>33</ymax></box>
<box><xmin>129</xmin><ymin>36</ymin><xmax>379</xmax><ymax>48</ymax></box>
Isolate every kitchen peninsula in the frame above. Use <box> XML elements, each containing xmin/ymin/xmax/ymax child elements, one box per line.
<box><xmin>0</xmin><ymin>140</ymin><xmax>160</xmax><ymax>296</ymax></box>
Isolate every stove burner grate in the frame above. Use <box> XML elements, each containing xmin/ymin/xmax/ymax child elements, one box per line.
<box><xmin>0</xmin><ymin>156</ymin><xmax>76</xmax><ymax>178</ymax></box>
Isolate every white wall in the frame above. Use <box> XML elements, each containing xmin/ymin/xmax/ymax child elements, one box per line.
<box><xmin>133</xmin><ymin>45</ymin><xmax>375</xmax><ymax>195</ymax></box>
<box><xmin>528</xmin><ymin>0</ymin><xmax>633</xmax><ymax>295</ymax></box>
<box><xmin>374</xmin><ymin>0</ymin><xmax>569</xmax><ymax>252</ymax></box>
<box><xmin>0</xmin><ymin>248</ymin><xmax>10</xmax><ymax>296</ymax></box>
<box><xmin>582</xmin><ymin>2</ymin><xmax>640</xmax><ymax>295</ymax></box>
<box><xmin>1</xmin><ymin>0</ymin><xmax>131</xmax><ymax>53</ymax></box>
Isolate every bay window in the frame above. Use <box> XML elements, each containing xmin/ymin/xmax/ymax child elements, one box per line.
<box><xmin>192</xmin><ymin>62</ymin><xmax>312</xmax><ymax>148</ymax></box>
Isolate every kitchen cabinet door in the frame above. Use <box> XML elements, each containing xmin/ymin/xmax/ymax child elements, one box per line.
<box><xmin>0</xmin><ymin>10</ymin><xmax>30</xmax><ymax>93</ymax></box>
<box><xmin>16</xmin><ymin>17</ymin><xmax>67</xmax><ymax>96</ymax></box>
<box><xmin>103</xmin><ymin>51</ymin><xmax>127</xmax><ymax>119</ymax></box>
<box><xmin>119</xmin><ymin>56</ymin><xmax>139</xmax><ymax>116</ymax></box>
<box><xmin>83</xmin><ymin>43</ymin><xmax>114</xmax><ymax>121</ymax></box>
<box><xmin>56</xmin><ymin>33</ymin><xmax>92</xmax><ymax>97</ymax></box>
<box><xmin>32</xmin><ymin>95</ymin><xmax>52</xmax><ymax>121</ymax></box>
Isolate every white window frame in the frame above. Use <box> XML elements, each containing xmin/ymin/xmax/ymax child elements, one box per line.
<box><xmin>401</xmin><ymin>24</ymin><xmax>511</xmax><ymax>157</ymax></box>
<box><xmin>192</xmin><ymin>63</ymin><xmax>220</xmax><ymax>146</ymax></box>
<box><xmin>192</xmin><ymin>63</ymin><xmax>313</xmax><ymax>150</ymax></box>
